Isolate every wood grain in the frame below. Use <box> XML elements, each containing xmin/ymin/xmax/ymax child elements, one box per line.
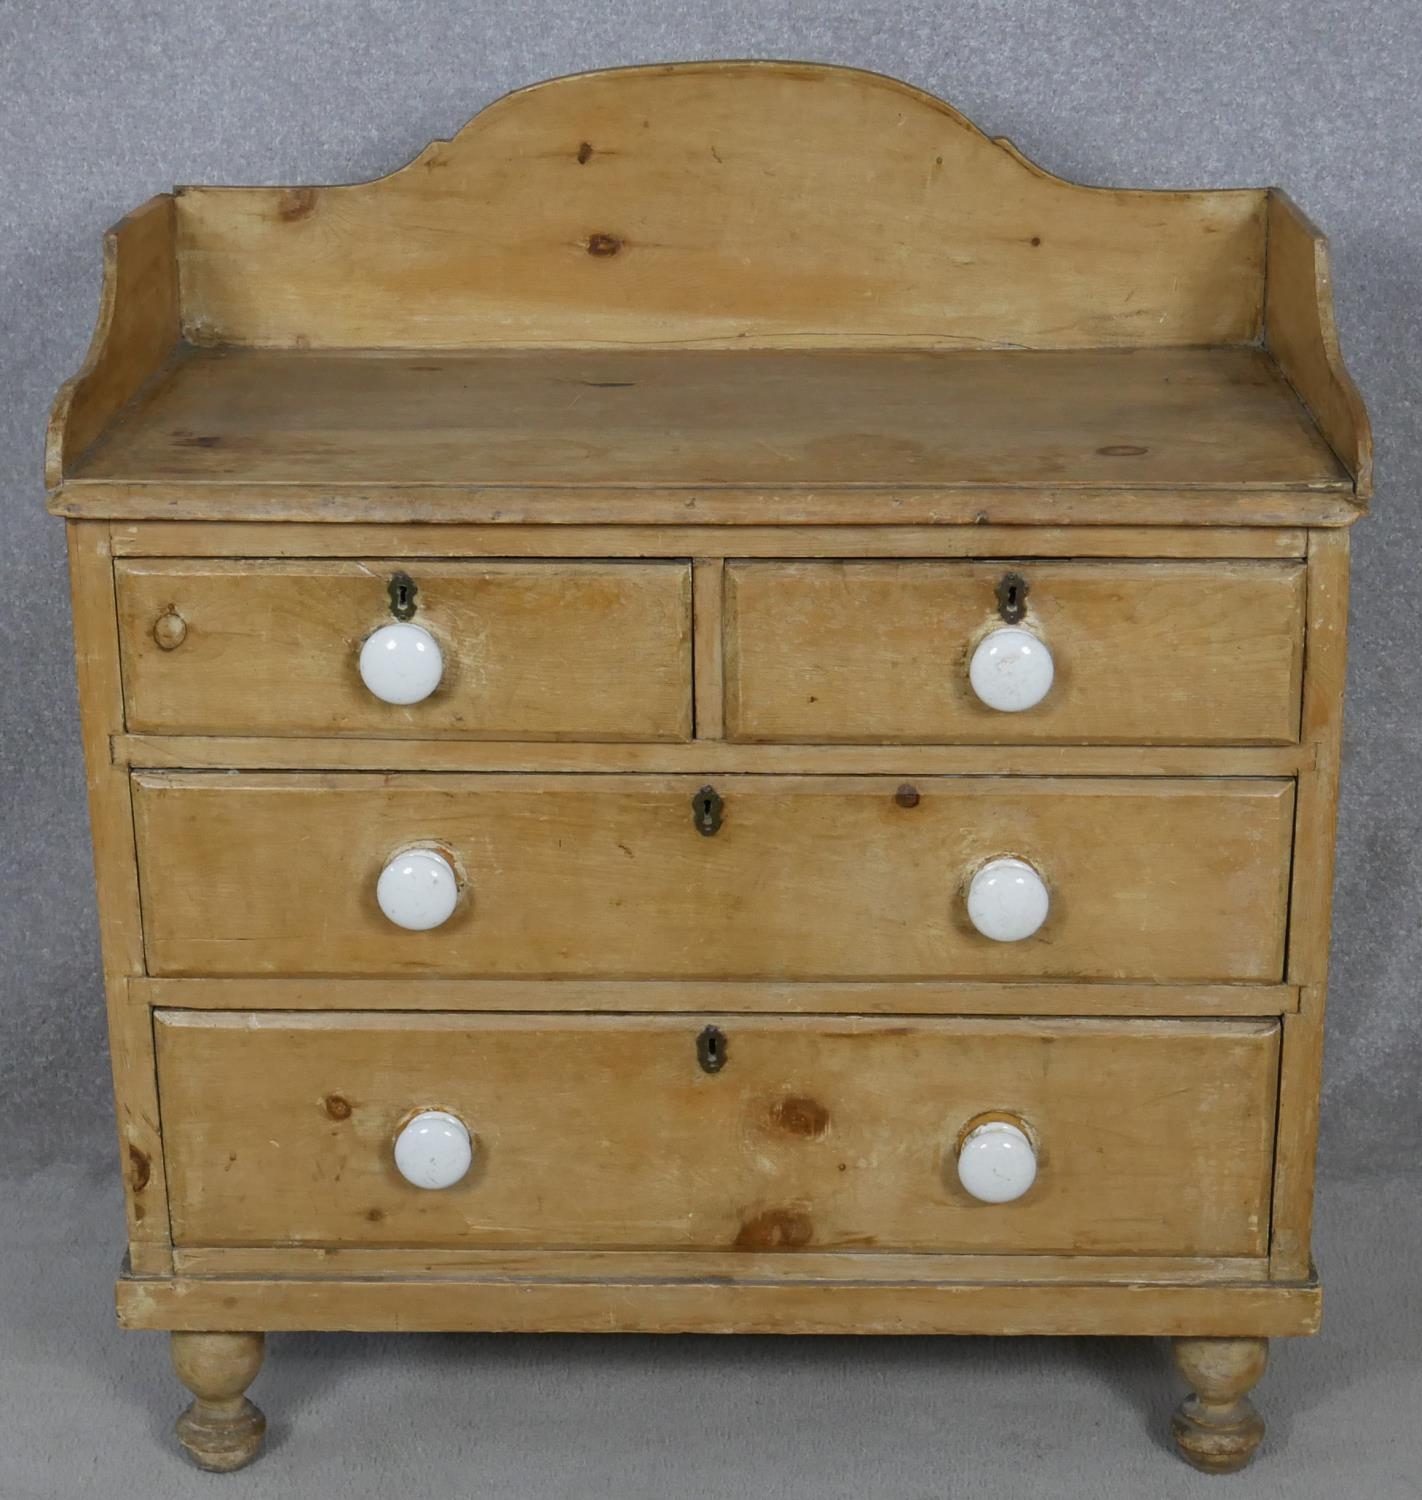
<box><xmin>1271</xmin><ymin>529</ymin><xmax>1351</xmax><ymax>1276</ymax></box>
<box><xmin>168</xmin><ymin>1245</ymin><xmax>1271</xmax><ymax>1283</ymax></box>
<box><xmin>135</xmin><ymin>976</ymin><xmax>1300</xmax><ymax>1018</ymax></box>
<box><xmin>48</xmin><ymin>63</ymin><xmax>1369</xmax><ymax>1379</ymax></box>
<box><xmin>691</xmin><ymin>557</ymin><xmax>725</xmax><ymax>739</ymax></box>
<box><xmin>108</xmin><ymin>522</ymin><xmax>1311</xmax><ymax>560</ymax></box>
<box><xmin>154</xmin><ymin>1010</ymin><xmax>1279</xmax><ymax>1256</ymax></box>
<box><xmin>116</xmin><ymin>1271</ymin><xmax>1323</xmax><ymax>1338</ymax></box>
<box><xmin>68</xmin><ymin>346</ymin><xmax>1347</xmax><ymax>493</ymax></box>
<box><xmin>115</xmin><ymin>559</ymin><xmax>691</xmax><ymax>740</ymax></box>
<box><xmin>172</xmin><ymin>62</ymin><xmax>1267</xmax><ymax>352</ymax></box>
<box><xmin>725</xmin><ymin>559</ymin><xmax>1304</xmax><ymax>745</ymax></box>
<box><xmin>112</xmin><ymin>734</ymin><xmax>1307</xmax><ymax>777</ymax></box>
<box><xmin>1171</xmin><ymin>1336</ymin><xmax>1269</xmax><ymax>1473</ymax></box>
<box><xmin>54</xmin><ymin>480</ymin><xmax>1363</xmax><ymax>528</ymax></box>
<box><xmin>131</xmin><ymin>773</ymin><xmax>1295</xmax><ymax>982</ymax></box>
<box><xmin>66</xmin><ymin>523</ymin><xmax>172</xmax><ymax>1274</ymax></box>
<box><xmin>46</xmin><ymin>197</ymin><xmax>179</xmax><ymax>488</ymax></box>
<box><xmin>1266</xmin><ymin>191</ymin><xmax>1372</xmax><ymax>498</ymax></box>
<box><xmin>170</xmin><ymin>1331</ymin><xmax>266</xmax><ymax>1472</ymax></box>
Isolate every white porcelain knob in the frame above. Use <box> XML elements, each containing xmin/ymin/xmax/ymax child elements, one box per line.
<box><xmin>967</xmin><ymin>857</ymin><xmax>1049</xmax><ymax>942</ymax></box>
<box><xmin>957</xmin><ymin>1119</ymin><xmax>1038</xmax><ymax>1203</ymax></box>
<box><xmin>376</xmin><ymin>847</ymin><xmax>459</xmax><ymax>931</ymax></box>
<box><xmin>969</xmin><ymin>627</ymin><xmax>1054</xmax><ymax>712</ymax></box>
<box><xmin>393</xmin><ymin>1110</ymin><xmax>473</xmax><ymax>1190</ymax></box>
<box><xmin>359</xmin><ymin>622</ymin><xmax>444</xmax><ymax>705</ymax></box>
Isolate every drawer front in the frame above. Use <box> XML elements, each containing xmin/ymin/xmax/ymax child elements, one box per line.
<box><xmin>725</xmin><ymin>560</ymin><xmax>1304</xmax><ymax>744</ymax></box>
<box><xmin>115</xmin><ymin>559</ymin><xmax>692</xmax><ymax>740</ymax></box>
<box><xmin>133</xmin><ymin>773</ymin><xmax>1293</xmax><ymax>981</ymax></box>
<box><xmin>154</xmin><ymin>1010</ymin><xmax>1279</xmax><ymax>1256</ymax></box>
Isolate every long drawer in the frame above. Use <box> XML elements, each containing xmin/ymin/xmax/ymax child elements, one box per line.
<box><xmin>132</xmin><ymin>773</ymin><xmax>1294</xmax><ymax>981</ymax></box>
<box><xmin>724</xmin><ymin>560</ymin><xmax>1305</xmax><ymax>744</ymax></box>
<box><xmin>115</xmin><ymin>559</ymin><xmax>693</xmax><ymax>740</ymax></box>
<box><xmin>154</xmin><ymin>1010</ymin><xmax>1280</xmax><ymax>1256</ymax></box>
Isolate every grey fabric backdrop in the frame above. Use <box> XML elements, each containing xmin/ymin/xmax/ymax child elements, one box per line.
<box><xmin>1</xmin><ymin>0</ymin><xmax>1418</xmax><ymax>1179</ymax></box>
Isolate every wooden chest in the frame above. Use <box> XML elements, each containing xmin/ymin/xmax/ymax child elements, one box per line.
<box><xmin>49</xmin><ymin>62</ymin><xmax>1370</xmax><ymax>1476</ymax></box>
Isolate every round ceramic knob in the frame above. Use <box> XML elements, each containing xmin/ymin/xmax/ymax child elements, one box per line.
<box><xmin>957</xmin><ymin>1119</ymin><xmax>1038</xmax><ymax>1203</ymax></box>
<box><xmin>393</xmin><ymin>1110</ymin><xmax>473</xmax><ymax>1190</ymax></box>
<box><xmin>968</xmin><ymin>627</ymin><xmax>1054</xmax><ymax>712</ymax></box>
<box><xmin>376</xmin><ymin>848</ymin><xmax>459</xmax><ymax>931</ymax></box>
<box><xmin>359</xmin><ymin>622</ymin><xmax>444</xmax><ymax>705</ymax></box>
<box><xmin>967</xmin><ymin>857</ymin><xmax>1049</xmax><ymax>943</ymax></box>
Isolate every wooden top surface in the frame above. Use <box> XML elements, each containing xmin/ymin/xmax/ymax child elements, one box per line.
<box><xmin>47</xmin><ymin>64</ymin><xmax>1371</xmax><ymax>520</ymax></box>
<box><xmin>73</xmin><ymin>344</ymin><xmax>1347</xmax><ymax>493</ymax></box>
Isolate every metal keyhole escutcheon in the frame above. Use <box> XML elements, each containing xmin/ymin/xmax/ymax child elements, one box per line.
<box><xmin>697</xmin><ymin>1025</ymin><xmax>728</xmax><ymax>1074</ymax></box>
<box><xmin>388</xmin><ymin>570</ymin><xmax>419</xmax><ymax>621</ymax></box>
<box><xmin>692</xmin><ymin>785</ymin><xmax>724</xmax><ymax>836</ymax></box>
<box><xmin>995</xmin><ymin>571</ymin><xmax>1029</xmax><ymax>624</ymax></box>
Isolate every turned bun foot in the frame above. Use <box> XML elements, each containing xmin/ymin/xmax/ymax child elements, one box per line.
<box><xmin>170</xmin><ymin>1331</ymin><xmax>267</xmax><ymax>1472</ymax></box>
<box><xmin>1170</xmin><ymin>1336</ymin><xmax>1268</xmax><ymax>1474</ymax></box>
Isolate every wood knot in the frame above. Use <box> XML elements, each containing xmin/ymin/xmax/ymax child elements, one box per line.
<box><xmin>127</xmin><ymin>1145</ymin><xmax>151</xmax><ymax>1193</ymax></box>
<box><xmin>770</xmin><ymin>1096</ymin><xmax>830</xmax><ymax>1138</ymax></box>
<box><xmin>586</xmin><ymin>232</ymin><xmax>623</xmax><ymax>257</ymax></box>
<box><xmin>1097</xmin><ymin>444</ymin><xmax>1148</xmax><ymax>457</ymax></box>
<box><xmin>278</xmin><ymin>187</ymin><xmax>318</xmax><ymax>222</ymax></box>
<box><xmin>734</xmin><ymin>1209</ymin><xmax>813</xmax><ymax>1251</ymax></box>
<box><xmin>576</xmin><ymin>141</ymin><xmax>594</xmax><ymax>164</ymax></box>
<box><xmin>894</xmin><ymin>784</ymin><xmax>920</xmax><ymax>809</ymax></box>
<box><xmin>322</xmin><ymin>1093</ymin><xmax>353</xmax><ymax>1120</ymax></box>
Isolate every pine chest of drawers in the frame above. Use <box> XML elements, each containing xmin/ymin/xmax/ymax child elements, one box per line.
<box><xmin>49</xmin><ymin>62</ymin><xmax>1371</xmax><ymax>1475</ymax></box>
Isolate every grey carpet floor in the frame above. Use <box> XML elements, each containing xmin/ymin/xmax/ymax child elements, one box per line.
<box><xmin>2</xmin><ymin>1165</ymin><xmax>1418</xmax><ymax>1499</ymax></box>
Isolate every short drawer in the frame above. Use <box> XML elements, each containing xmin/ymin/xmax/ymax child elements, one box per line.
<box><xmin>724</xmin><ymin>560</ymin><xmax>1305</xmax><ymax>744</ymax></box>
<box><xmin>115</xmin><ymin>559</ymin><xmax>692</xmax><ymax>740</ymax></box>
<box><xmin>154</xmin><ymin>1010</ymin><xmax>1280</xmax><ymax>1256</ymax></box>
<box><xmin>133</xmin><ymin>772</ymin><xmax>1294</xmax><ymax>981</ymax></box>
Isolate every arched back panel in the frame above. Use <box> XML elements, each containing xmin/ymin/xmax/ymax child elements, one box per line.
<box><xmin>174</xmin><ymin>62</ymin><xmax>1266</xmax><ymax>350</ymax></box>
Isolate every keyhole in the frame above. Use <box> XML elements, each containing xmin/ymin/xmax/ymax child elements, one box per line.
<box><xmin>692</xmin><ymin>785</ymin><xmax>723</xmax><ymax>836</ymax></box>
<box><xmin>388</xmin><ymin>571</ymin><xmax>418</xmax><ymax>621</ymax></box>
<box><xmin>697</xmin><ymin>1025</ymin><xmax>727</xmax><ymax>1074</ymax></box>
<box><xmin>995</xmin><ymin>571</ymin><xmax>1029</xmax><ymax>624</ymax></box>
